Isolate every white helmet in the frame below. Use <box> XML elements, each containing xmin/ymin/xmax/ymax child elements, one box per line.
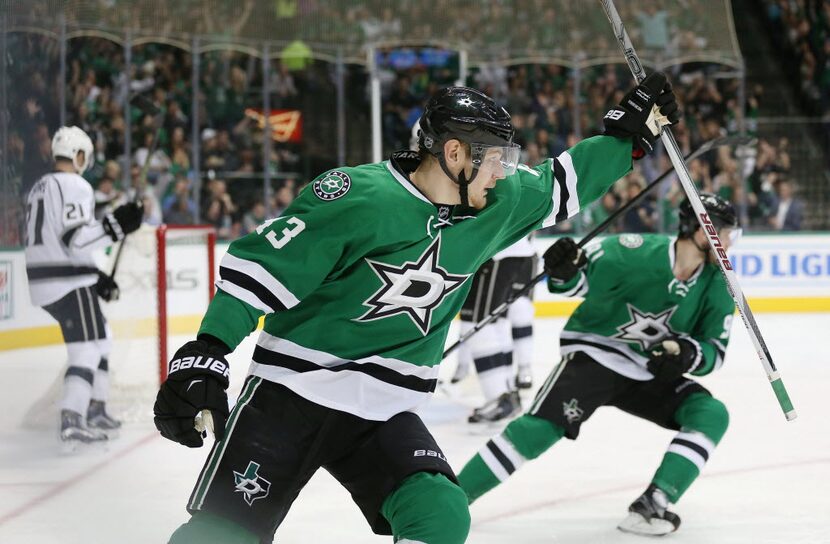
<box><xmin>52</xmin><ymin>126</ymin><xmax>94</xmax><ymax>174</ymax></box>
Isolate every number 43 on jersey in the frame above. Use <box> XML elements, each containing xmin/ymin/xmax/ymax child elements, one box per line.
<box><xmin>257</xmin><ymin>217</ymin><xmax>305</xmax><ymax>249</ymax></box>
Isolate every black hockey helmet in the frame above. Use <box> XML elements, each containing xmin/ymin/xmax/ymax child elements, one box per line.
<box><xmin>678</xmin><ymin>192</ymin><xmax>739</xmax><ymax>239</ymax></box>
<box><xmin>418</xmin><ymin>86</ymin><xmax>519</xmax><ymax>206</ymax></box>
<box><xmin>419</xmin><ymin>86</ymin><xmax>515</xmax><ymax>150</ymax></box>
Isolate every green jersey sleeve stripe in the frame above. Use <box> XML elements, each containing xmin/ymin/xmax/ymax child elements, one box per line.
<box><xmin>558</xmin><ymin>271</ymin><xmax>589</xmax><ymax>297</ymax></box>
<box><xmin>216</xmin><ymin>266</ymin><xmax>287</xmax><ymax>314</ymax></box>
<box><xmin>557</xmin><ymin>151</ymin><xmax>580</xmax><ymax>220</ymax></box>
<box><xmin>542</xmin><ymin>151</ymin><xmax>580</xmax><ymax>228</ymax></box>
<box><xmin>712</xmin><ymin>339</ymin><xmax>726</xmax><ymax>370</ymax></box>
<box><xmin>685</xmin><ymin>336</ymin><xmax>705</xmax><ymax>373</ymax></box>
<box><xmin>218</xmin><ymin>253</ymin><xmax>300</xmax><ymax>312</ymax></box>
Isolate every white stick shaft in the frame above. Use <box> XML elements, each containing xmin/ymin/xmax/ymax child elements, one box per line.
<box><xmin>599</xmin><ymin>0</ymin><xmax>795</xmax><ymax>421</ymax></box>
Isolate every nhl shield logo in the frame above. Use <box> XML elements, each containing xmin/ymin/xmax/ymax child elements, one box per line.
<box><xmin>313</xmin><ymin>171</ymin><xmax>351</xmax><ymax>201</ymax></box>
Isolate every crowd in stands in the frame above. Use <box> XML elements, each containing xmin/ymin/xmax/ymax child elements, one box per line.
<box><xmin>384</xmin><ymin>57</ymin><xmax>804</xmax><ymax>234</ymax></box>
<box><xmin>3</xmin><ymin>3</ymin><xmax>813</xmax><ymax>245</ymax></box>
<box><xmin>762</xmin><ymin>0</ymin><xmax>830</xmax><ymax>116</ymax></box>
<box><xmin>4</xmin><ymin>34</ymin><xmax>319</xmax><ymax>244</ymax></box>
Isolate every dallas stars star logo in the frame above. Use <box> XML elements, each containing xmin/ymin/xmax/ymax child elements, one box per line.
<box><xmin>613</xmin><ymin>304</ymin><xmax>678</xmax><ymax>351</ymax></box>
<box><xmin>357</xmin><ymin>235</ymin><xmax>470</xmax><ymax>335</ymax></box>
<box><xmin>457</xmin><ymin>97</ymin><xmax>474</xmax><ymax>108</ymax></box>
<box><xmin>562</xmin><ymin>398</ymin><xmax>584</xmax><ymax>423</ymax></box>
<box><xmin>233</xmin><ymin>461</ymin><xmax>271</xmax><ymax>506</ymax></box>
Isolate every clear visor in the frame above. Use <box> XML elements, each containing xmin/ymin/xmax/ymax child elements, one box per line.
<box><xmin>471</xmin><ymin>143</ymin><xmax>522</xmax><ymax>176</ymax></box>
<box><xmin>726</xmin><ymin>227</ymin><xmax>743</xmax><ymax>245</ymax></box>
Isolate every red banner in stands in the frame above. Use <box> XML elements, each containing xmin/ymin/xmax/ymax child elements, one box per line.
<box><xmin>244</xmin><ymin>109</ymin><xmax>303</xmax><ymax>143</ymax></box>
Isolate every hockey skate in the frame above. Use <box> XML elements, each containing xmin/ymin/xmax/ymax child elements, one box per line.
<box><xmin>60</xmin><ymin>410</ymin><xmax>108</xmax><ymax>453</ymax></box>
<box><xmin>617</xmin><ymin>484</ymin><xmax>681</xmax><ymax>536</ymax></box>
<box><xmin>515</xmin><ymin>365</ymin><xmax>533</xmax><ymax>389</ymax></box>
<box><xmin>468</xmin><ymin>390</ymin><xmax>521</xmax><ymax>424</ymax></box>
<box><xmin>87</xmin><ymin>400</ymin><xmax>122</xmax><ymax>437</ymax></box>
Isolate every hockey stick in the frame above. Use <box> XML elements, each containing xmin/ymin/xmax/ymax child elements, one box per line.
<box><xmin>109</xmin><ymin>94</ymin><xmax>164</xmax><ymax>279</ymax></box>
<box><xmin>441</xmin><ymin>134</ymin><xmax>752</xmax><ymax>359</ymax></box>
<box><xmin>599</xmin><ymin>0</ymin><xmax>796</xmax><ymax>420</ymax></box>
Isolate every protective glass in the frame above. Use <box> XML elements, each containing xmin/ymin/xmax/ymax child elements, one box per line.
<box><xmin>471</xmin><ymin>143</ymin><xmax>522</xmax><ymax>176</ymax></box>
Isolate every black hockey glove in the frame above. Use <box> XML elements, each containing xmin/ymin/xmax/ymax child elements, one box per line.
<box><xmin>102</xmin><ymin>201</ymin><xmax>143</xmax><ymax>242</ymax></box>
<box><xmin>603</xmin><ymin>71</ymin><xmax>681</xmax><ymax>159</ymax></box>
<box><xmin>543</xmin><ymin>237</ymin><xmax>586</xmax><ymax>284</ymax></box>
<box><xmin>646</xmin><ymin>337</ymin><xmax>699</xmax><ymax>382</ymax></box>
<box><xmin>95</xmin><ymin>270</ymin><xmax>120</xmax><ymax>302</ymax></box>
<box><xmin>153</xmin><ymin>337</ymin><xmax>231</xmax><ymax>448</ymax></box>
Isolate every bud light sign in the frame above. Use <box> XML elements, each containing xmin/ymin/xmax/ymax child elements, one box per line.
<box><xmin>729</xmin><ymin>235</ymin><xmax>830</xmax><ymax>294</ymax></box>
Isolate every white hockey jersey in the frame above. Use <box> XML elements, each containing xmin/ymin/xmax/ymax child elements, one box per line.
<box><xmin>24</xmin><ymin>172</ymin><xmax>114</xmax><ymax>306</ymax></box>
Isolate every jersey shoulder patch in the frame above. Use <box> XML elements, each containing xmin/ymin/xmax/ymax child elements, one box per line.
<box><xmin>618</xmin><ymin>233</ymin><xmax>644</xmax><ymax>249</ymax></box>
<box><xmin>313</xmin><ymin>170</ymin><xmax>352</xmax><ymax>201</ymax></box>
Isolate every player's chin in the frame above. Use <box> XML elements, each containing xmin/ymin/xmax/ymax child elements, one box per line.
<box><xmin>470</xmin><ymin>193</ymin><xmax>488</xmax><ymax>210</ymax></box>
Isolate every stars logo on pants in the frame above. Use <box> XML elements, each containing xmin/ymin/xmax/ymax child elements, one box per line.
<box><xmin>233</xmin><ymin>461</ymin><xmax>271</xmax><ymax>506</ymax></box>
<box><xmin>562</xmin><ymin>398</ymin><xmax>584</xmax><ymax>423</ymax></box>
<box><xmin>357</xmin><ymin>234</ymin><xmax>470</xmax><ymax>335</ymax></box>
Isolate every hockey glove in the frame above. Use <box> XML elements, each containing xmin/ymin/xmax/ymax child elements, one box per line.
<box><xmin>603</xmin><ymin>72</ymin><xmax>681</xmax><ymax>159</ymax></box>
<box><xmin>543</xmin><ymin>237</ymin><xmax>586</xmax><ymax>284</ymax></box>
<box><xmin>102</xmin><ymin>201</ymin><xmax>143</xmax><ymax>242</ymax></box>
<box><xmin>153</xmin><ymin>338</ymin><xmax>231</xmax><ymax>448</ymax></box>
<box><xmin>646</xmin><ymin>337</ymin><xmax>699</xmax><ymax>382</ymax></box>
<box><xmin>95</xmin><ymin>270</ymin><xmax>120</xmax><ymax>302</ymax></box>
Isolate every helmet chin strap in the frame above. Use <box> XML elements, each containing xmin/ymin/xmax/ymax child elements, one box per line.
<box><xmin>437</xmin><ymin>154</ymin><xmax>480</xmax><ymax>207</ymax></box>
<box><xmin>692</xmin><ymin>230</ymin><xmax>711</xmax><ymax>257</ymax></box>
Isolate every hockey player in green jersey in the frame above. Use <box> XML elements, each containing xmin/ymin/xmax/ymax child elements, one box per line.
<box><xmin>457</xmin><ymin>193</ymin><xmax>739</xmax><ymax>537</ymax></box>
<box><xmin>152</xmin><ymin>76</ymin><xmax>679</xmax><ymax>544</ymax></box>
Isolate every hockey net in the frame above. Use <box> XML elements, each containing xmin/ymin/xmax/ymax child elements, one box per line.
<box><xmin>22</xmin><ymin>224</ymin><xmax>216</xmax><ymax>428</ymax></box>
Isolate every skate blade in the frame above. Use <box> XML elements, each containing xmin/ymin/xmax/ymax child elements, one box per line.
<box><xmin>617</xmin><ymin>513</ymin><xmax>677</xmax><ymax>536</ymax></box>
<box><xmin>98</xmin><ymin>428</ymin><xmax>121</xmax><ymax>440</ymax></box>
<box><xmin>58</xmin><ymin>439</ymin><xmax>109</xmax><ymax>456</ymax></box>
<box><xmin>58</xmin><ymin>431</ymin><xmax>110</xmax><ymax>455</ymax></box>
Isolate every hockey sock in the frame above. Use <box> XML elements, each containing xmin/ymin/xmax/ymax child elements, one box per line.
<box><xmin>61</xmin><ymin>341</ymin><xmax>99</xmax><ymax>415</ymax></box>
<box><xmin>473</xmin><ymin>318</ymin><xmax>513</xmax><ymax>401</ymax></box>
<box><xmin>168</xmin><ymin>511</ymin><xmax>259</xmax><ymax>544</ymax></box>
<box><xmin>458</xmin><ymin>414</ymin><xmax>564</xmax><ymax>503</ymax></box>
<box><xmin>475</xmin><ymin>354</ymin><xmax>513</xmax><ymax>400</ymax></box>
<box><xmin>381</xmin><ymin>472</ymin><xmax>470</xmax><ymax>544</ymax></box>
<box><xmin>456</xmin><ymin>321</ymin><xmax>474</xmax><ymax>376</ymax></box>
<box><xmin>92</xmin><ymin>357</ymin><xmax>110</xmax><ymax>401</ymax></box>
<box><xmin>508</xmin><ymin>296</ymin><xmax>534</xmax><ymax>368</ymax></box>
<box><xmin>651</xmin><ymin>393</ymin><xmax>729</xmax><ymax>503</ymax></box>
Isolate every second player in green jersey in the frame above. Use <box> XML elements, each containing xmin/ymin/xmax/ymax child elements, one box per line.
<box><xmin>458</xmin><ymin>193</ymin><xmax>739</xmax><ymax>537</ymax></box>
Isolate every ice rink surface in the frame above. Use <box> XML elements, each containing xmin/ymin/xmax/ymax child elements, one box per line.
<box><xmin>1</xmin><ymin>314</ymin><xmax>829</xmax><ymax>543</ymax></box>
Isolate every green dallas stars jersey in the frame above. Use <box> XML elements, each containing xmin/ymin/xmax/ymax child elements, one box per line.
<box><xmin>199</xmin><ymin>136</ymin><xmax>632</xmax><ymax>420</ymax></box>
<box><xmin>548</xmin><ymin>233</ymin><xmax>736</xmax><ymax>381</ymax></box>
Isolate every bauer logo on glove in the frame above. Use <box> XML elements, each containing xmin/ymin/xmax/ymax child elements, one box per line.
<box><xmin>602</xmin><ymin>71</ymin><xmax>681</xmax><ymax>159</ymax></box>
<box><xmin>169</xmin><ymin>355</ymin><xmax>230</xmax><ymax>379</ymax></box>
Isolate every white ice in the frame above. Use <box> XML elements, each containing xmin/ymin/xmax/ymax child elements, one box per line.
<box><xmin>1</xmin><ymin>314</ymin><xmax>829</xmax><ymax>543</ymax></box>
